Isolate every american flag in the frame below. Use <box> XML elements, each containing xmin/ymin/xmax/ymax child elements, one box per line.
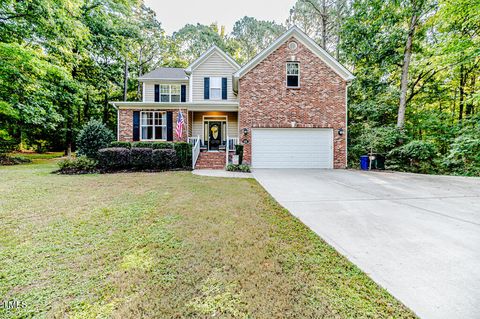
<box><xmin>175</xmin><ymin>110</ymin><xmax>185</xmax><ymax>139</ymax></box>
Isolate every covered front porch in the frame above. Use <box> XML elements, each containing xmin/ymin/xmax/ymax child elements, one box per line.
<box><xmin>187</xmin><ymin>111</ymin><xmax>239</xmax><ymax>169</ymax></box>
<box><xmin>187</xmin><ymin>111</ymin><xmax>239</xmax><ymax>152</ymax></box>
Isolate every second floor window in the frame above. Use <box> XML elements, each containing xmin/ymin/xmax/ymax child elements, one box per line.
<box><xmin>286</xmin><ymin>62</ymin><xmax>300</xmax><ymax>88</ymax></box>
<box><xmin>160</xmin><ymin>84</ymin><xmax>181</xmax><ymax>102</ymax></box>
<box><xmin>210</xmin><ymin>77</ymin><xmax>222</xmax><ymax>100</ymax></box>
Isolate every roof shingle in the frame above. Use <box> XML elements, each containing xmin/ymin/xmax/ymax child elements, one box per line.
<box><xmin>139</xmin><ymin>67</ymin><xmax>188</xmax><ymax>80</ymax></box>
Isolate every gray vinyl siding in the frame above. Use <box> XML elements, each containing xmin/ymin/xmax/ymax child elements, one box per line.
<box><xmin>191</xmin><ymin>52</ymin><xmax>238</xmax><ymax>102</ymax></box>
<box><xmin>143</xmin><ymin>82</ymin><xmax>189</xmax><ymax>102</ymax></box>
<box><xmin>192</xmin><ymin>112</ymin><xmax>238</xmax><ymax>140</ymax></box>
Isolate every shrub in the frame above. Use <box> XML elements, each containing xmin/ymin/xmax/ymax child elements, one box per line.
<box><xmin>387</xmin><ymin>140</ymin><xmax>438</xmax><ymax>173</ymax></box>
<box><xmin>443</xmin><ymin>133</ymin><xmax>480</xmax><ymax>176</ymax></box>
<box><xmin>226</xmin><ymin>163</ymin><xmax>251</xmax><ymax>173</ymax></box>
<box><xmin>152</xmin><ymin>149</ymin><xmax>177</xmax><ymax>170</ymax></box>
<box><xmin>130</xmin><ymin>148</ymin><xmax>153</xmax><ymax>168</ymax></box>
<box><xmin>34</xmin><ymin>140</ymin><xmax>48</xmax><ymax>153</ymax></box>
<box><xmin>97</xmin><ymin>147</ymin><xmax>130</xmax><ymax>170</ymax></box>
<box><xmin>151</xmin><ymin>142</ymin><xmax>174</xmax><ymax>149</ymax></box>
<box><xmin>110</xmin><ymin>141</ymin><xmax>131</xmax><ymax>149</ymax></box>
<box><xmin>57</xmin><ymin>156</ymin><xmax>98</xmax><ymax>174</ymax></box>
<box><xmin>77</xmin><ymin>119</ymin><xmax>115</xmax><ymax>159</ymax></box>
<box><xmin>132</xmin><ymin>141</ymin><xmax>153</xmax><ymax>148</ymax></box>
<box><xmin>235</xmin><ymin>144</ymin><xmax>244</xmax><ymax>164</ymax></box>
<box><xmin>174</xmin><ymin>142</ymin><xmax>192</xmax><ymax>168</ymax></box>
<box><xmin>0</xmin><ymin>154</ymin><xmax>32</xmax><ymax>165</ymax></box>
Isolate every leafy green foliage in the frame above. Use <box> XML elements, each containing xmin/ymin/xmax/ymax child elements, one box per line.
<box><xmin>97</xmin><ymin>147</ymin><xmax>131</xmax><ymax>170</ymax></box>
<box><xmin>226</xmin><ymin>164</ymin><xmax>251</xmax><ymax>173</ymax></box>
<box><xmin>57</xmin><ymin>156</ymin><xmax>98</xmax><ymax>174</ymax></box>
<box><xmin>0</xmin><ymin>154</ymin><xmax>31</xmax><ymax>165</ymax></box>
<box><xmin>110</xmin><ymin>141</ymin><xmax>132</xmax><ymax>148</ymax></box>
<box><xmin>152</xmin><ymin>149</ymin><xmax>177</xmax><ymax>170</ymax></box>
<box><xmin>173</xmin><ymin>142</ymin><xmax>192</xmax><ymax>168</ymax></box>
<box><xmin>388</xmin><ymin>140</ymin><xmax>438</xmax><ymax>173</ymax></box>
<box><xmin>130</xmin><ymin>148</ymin><xmax>153</xmax><ymax>168</ymax></box>
<box><xmin>76</xmin><ymin>120</ymin><xmax>114</xmax><ymax>159</ymax></box>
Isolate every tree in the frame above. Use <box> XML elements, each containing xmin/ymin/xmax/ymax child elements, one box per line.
<box><xmin>231</xmin><ymin>17</ymin><xmax>285</xmax><ymax>63</ymax></box>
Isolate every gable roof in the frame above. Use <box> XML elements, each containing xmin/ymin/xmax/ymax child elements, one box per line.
<box><xmin>185</xmin><ymin>45</ymin><xmax>240</xmax><ymax>73</ymax></box>
<box><xmin>234</xmin><ymin>26</ymin><xmax>355</xmax><ymax>82</ymax></box>
<box><xmin>139</xmin><ymin>67</ymin><xmax>188</xmax><ymax>81</ymax></box>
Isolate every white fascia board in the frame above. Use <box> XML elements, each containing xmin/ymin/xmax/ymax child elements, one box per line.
<box><xmin>234</xmin><ymin>26</ymin><xmax>355</xmax><ymax>82</ymax></box>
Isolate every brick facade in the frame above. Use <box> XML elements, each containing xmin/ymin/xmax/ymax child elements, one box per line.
<box><xmin>238</xmin><ymin>37</ymin><xmax>347</xmax><ymax>168</ymax></box>
<box><xmin>118</xmin><ymin>108</ymin><xmax>188</xmax><ymax>142</ymax></box>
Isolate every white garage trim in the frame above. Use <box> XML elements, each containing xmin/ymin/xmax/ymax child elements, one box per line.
<box><xmin>252</xmin><ymin>128</ymin><xmax>334</xmax><ymax>169</ymax></box>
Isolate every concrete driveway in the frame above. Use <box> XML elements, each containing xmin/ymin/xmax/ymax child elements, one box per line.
<box><xmin>253</xmin><ymin>169</ymin><xmax>480</xmax><ymax>319</ymax></box>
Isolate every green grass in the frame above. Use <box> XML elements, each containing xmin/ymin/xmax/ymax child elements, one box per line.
<box><xmin>0</xmin><ymin>160</ymin><xmax>417</xmax><ymax>318</ymax></box>
<box><xmin>8</xmin><ymin>151</ymin><xmax>64</xmax><ymax>161</ymax></box>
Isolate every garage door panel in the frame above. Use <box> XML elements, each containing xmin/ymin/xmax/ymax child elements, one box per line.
<box><xmin>252</xmin><ymin>128</ymin><xmax>333</xmax><ymax>169</ymax></box>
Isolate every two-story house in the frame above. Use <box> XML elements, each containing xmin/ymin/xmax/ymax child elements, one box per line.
<box><xmin>111</xmin><ymin>26</ymin><xmax>355</xmax><ymax>169</ymax></box>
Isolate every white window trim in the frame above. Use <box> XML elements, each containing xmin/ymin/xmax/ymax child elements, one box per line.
<box><xmin>159</xmin><ymin>84</ymin><xmax>181</xmax><ymax>103</ymax></box>
<box><xmin>286</xmin><ymin>62</ymin><xmax>300</xmax><ymax>88</ymax></box>
<box><xmin>209</xmin><ymin>77</ymin><xmax>222</xmax><ymax>100</ymax></box>
<box><xmin>140</xmin><ymin>111</ymin><xmax>167</xmax><ymax>141</ymax></box>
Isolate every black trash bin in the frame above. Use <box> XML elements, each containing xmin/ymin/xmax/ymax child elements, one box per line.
<box><xmin>369</xmin><ymin>154</ymin><xmax>385</xmax><ymax>170</ymax></box>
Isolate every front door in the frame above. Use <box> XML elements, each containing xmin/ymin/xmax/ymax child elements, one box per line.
<box><xmin>208</xmin><ymin>121</ymin><xmax>222</xmax><ymax>151</ymax></box>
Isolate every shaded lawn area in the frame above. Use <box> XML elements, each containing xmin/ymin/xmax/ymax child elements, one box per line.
<box><xmin>0</xmin><ymin>161</ymin><xmax>416</xmax><ymax>318</ymax></box>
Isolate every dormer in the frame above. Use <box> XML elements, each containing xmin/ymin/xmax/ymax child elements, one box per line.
<box><xmin>139</xmin><ymin>68</ymin><xmax>189</xmax><ymax>103</ymax></box>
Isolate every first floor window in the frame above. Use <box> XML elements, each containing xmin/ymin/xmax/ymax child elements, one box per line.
<box><xmin>286</xmin><ymin>62</ymin><xmax>300</xmax><ymax>87</ymax></box>
<box><xmin>210</xmin><ymin>77</ymin><xmax>222</xmax><ymax>100</ymax></box>
<box><xmin>141</xmin><ymin>111</ymin><xmax>167</xmax><ymax>140</ymax></box>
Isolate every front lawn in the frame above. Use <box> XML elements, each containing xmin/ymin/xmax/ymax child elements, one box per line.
<box><xmin>0</xmin><ymin>160</ymin><xmax>416</xmax><ymax>318</ymax></box>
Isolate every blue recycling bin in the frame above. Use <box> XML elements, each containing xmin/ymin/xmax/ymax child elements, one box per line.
<box><xmin>360</xmin><ymin>155</ymin><xmax>369</xmax><ymax>170</ymax></box>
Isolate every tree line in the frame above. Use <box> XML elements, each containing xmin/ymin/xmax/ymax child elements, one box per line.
<box><xmin>1</xmin><ymin>0</ymin><xmax>479</xmax><ymax>174</ymax></box>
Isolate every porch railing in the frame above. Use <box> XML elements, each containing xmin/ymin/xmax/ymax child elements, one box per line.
<box><xmin>228</xmin><ymin>137</ymin><xmax>239</xmax><ymax>151</ymax></box>
<box><xmin>191</xmin><ymin>135</ymin><xmax>200</xmax><ymax>168</ymax></box>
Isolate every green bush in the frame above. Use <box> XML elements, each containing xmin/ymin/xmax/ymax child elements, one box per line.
<box><xmin>76</xmin><ymin>119</ymin><xmax>115</xmax><ymax>159</ymax></box>
<box><xmin>97</xmin><ymin>147</ymin><xmax>130</xmax><ymax>170</ymax></box>
<box><xmin>151</xmin><ymin>142</ymin><xmax>174</xmax><ymax>149</ymax></box>
<box><xmin>226</xmin><ymin>163</ymin><xmax>251</xmax><ymax>172</ymax></box>
<box><xmin>130</xmin><ymin>148</ymin><xmax>153</xmax><ymax>168</ymax></box>
<box><xmin>57</xmin><ymin>156</ymin><xmax>98</xmax><ymax>174</ymax></box>
<box><xmin>388</xmin><ymin>140</ymin><xmax>438</xmax><ymax>173</ymax></box>
<box><xmin>152</xmin><ymin>149</ymin><xmax>177</xmax><ymax>170</ymax></box>
<box><xmin>235</xmin><ymin>144</ymin><xmax>244</xmax><ymax>164</ymax></box>
<box><xmin>110</xmin><ymin>141</ymin><xmax>131</xmax><ymax>148</ymax></box>
<box><xmin>34</xmin><ymin>140</ymin><xmax>48</xmax><ymax>153</ymax></box>
<box><xmin>444</xmin><ymin>133</ymin><xmax>480</xmax><ymax>176</ymax></box>
<box><xmin>132</xmin><ymin>141</ymin><xmax>153</xmax><ymax>148</ymax></box>
<box><xmin>173</xmin><ymin>142</ymin><xmax>192</xmax><ymax>168</ymax></box>
<box><xmin>0</xmin><ymin>154</ymin><xmax>32</xmax><ymax>165</ymax></box>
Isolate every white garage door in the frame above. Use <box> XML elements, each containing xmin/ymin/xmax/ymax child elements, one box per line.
<box><xmin>252</xmin><ymin>128</ymin><xmax>333</xmax><ymax>168</ymax></box>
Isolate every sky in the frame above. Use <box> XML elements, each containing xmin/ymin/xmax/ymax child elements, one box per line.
<box><xmin>144</xmin><ymin>0</ymin><xmax>296</xmax><ymax>35</ymax></box>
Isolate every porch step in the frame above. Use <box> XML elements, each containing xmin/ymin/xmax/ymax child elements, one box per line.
<box><xmin>195</xmin><ymin>151</ymin><xmax>226</xmax><ymax>169</ymax></box>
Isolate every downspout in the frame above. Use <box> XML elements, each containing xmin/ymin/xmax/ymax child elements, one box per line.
<box><xmin>111</xmin><ymin>102</ymin><xmax>119</xmax><ymax>141</ymax></box>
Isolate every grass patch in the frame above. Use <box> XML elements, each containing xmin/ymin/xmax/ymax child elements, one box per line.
<box><xmin>0</xmin><ymin>160</ymin><xmax>416</xmax><ymax>318</ymax></box>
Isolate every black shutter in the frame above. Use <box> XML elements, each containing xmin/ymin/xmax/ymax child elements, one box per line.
<box><xmin>204</xmin><ymin>77</ymin><xmax>210</xmax><ymax>100</ymax></box>
<box><xmin>154</xmin><ymin>84</ymin><xmax>159</xmax><ymax>102</ymax></box>
<box><xmin>222</xmin><ymin>77</ymin><xmax>227</xmax><ymax>100</ymax></box>
<box><xmin>133</xmin><ymin>111</ymin><xmax>140</xmax><ymax>141</ymax></box>
<box><xmin>181</xmin><ymin>85</ymin><xmax>186</xmax><ymax>102</ymax></box>
<box><xmin>166</xmin><ymin>111</ymin><xmax>173</xmax><ymax>141</ymax></box>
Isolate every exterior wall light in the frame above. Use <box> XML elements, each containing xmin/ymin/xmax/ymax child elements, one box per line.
<box><xmin>242</xmin><ymin>139</ymin><xmax>249</xmax><ymax>144</ymax></box>
<box><xmin>243</xmin><ymin>128</ymin><xmax>249</xmax><ymax>135</ymax></box>
<box><xmin>338</xmin><ymin>128</ymin><xmax>344</xmax><ymax>136</ymax></box>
